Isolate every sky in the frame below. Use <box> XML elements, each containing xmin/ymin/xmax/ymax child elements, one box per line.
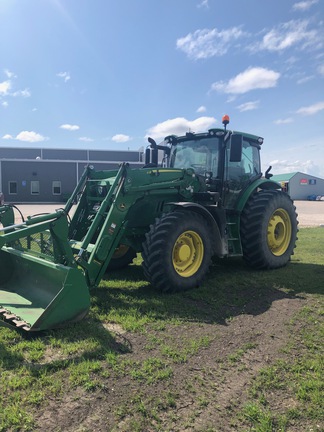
<box><xmin>0</xmin><ymin>0</ymin><xmax>324</xmax><ymax>177</ymax></box>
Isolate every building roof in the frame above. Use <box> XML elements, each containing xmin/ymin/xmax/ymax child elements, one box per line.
<box><xmin>271</xmin><ymin>172</ymin><xmax>324</xmax><ymax>182</ymax></box>
<box><xmin>271</xmin><ymin>172</ymin><xmax>298</xmax><ymax>182</ymax></box>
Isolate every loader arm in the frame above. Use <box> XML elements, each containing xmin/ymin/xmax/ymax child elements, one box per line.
<box><xmin>70</xmin><ymin>163</ymin><xmax>197</xmax><ymax>288</ymax></box>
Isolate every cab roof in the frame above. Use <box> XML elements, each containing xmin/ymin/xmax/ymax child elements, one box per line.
<box><xmin>165</xmin><ymin>128</ymin><xmax>263</xmax><ymax>145</ymax></box>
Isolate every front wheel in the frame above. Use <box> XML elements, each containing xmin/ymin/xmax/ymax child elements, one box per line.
<box><xmin>240</xmin><ymin>190</ymin><xmax>298</xmax><ymax>269</ymax></box>
<box><xmin>107</xmin><ymin>245</ymin><xmax>136</xmax><ymax>270</ymax></box>
<box><xmin>142</xmin><ymin>210</ymin><xmax>213</xmax><ymax>292</ymax></box>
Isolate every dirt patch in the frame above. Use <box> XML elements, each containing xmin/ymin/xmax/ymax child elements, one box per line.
<box><xmin>34</xmin><ymin>293</ymin><xmax>306</xmax><ymax>431</ymax></box>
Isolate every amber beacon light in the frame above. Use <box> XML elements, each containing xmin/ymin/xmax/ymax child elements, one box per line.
<box><xmin>222</xmin><ymin>114</ymin><xmax>230</xmax><ymax>126</ymax></box>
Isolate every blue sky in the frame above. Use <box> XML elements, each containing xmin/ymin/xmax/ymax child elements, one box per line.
<box><xmin>1</xmin><ymin>0</ymin><xmax>324</xmax><ymax>177</ymax></box>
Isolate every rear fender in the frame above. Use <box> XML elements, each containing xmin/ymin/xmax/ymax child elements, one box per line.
<box><xmin>235</xmin><ymin>179</ymin><xmax>281</xmax><ymax>212</ymax></box>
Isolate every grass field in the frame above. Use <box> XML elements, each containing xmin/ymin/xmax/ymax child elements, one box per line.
<box><xmin>0</xmin><ymin>227</ymin><xmax>323</xmax><ymax>431</ymax></box>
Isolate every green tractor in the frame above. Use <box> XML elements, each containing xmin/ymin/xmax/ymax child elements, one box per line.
<box><xmin>0</xmin><ymin>116</ymin><xmax>298</xmax><ymax>331</ymax></box>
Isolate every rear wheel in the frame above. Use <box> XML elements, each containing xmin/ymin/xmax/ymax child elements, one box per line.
<box><xmin>240</xmin><ymin>190</ymin><xmax>298</xmax><ymax>269</ymax></box>
<box><xmin>142</xmin><ymin>210</ymin><xmax>212</xmax><ymax>292</ymax></box>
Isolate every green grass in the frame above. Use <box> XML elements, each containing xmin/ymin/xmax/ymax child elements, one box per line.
<box><xmin>241</xmin><ymin>327</ymin><xmax>323</xmax><ymax>430</ymax></box>
<box><xmin>228</xmin><ymin>342</ymin><xmax>257</xmax><ymax>364</ymax></box>
<box><xmin>0</xmin><ymin>227</ymin><xmax>323</xmax><ymax>431</ymax></box>
<box><xmin>238</xmin><ymin>230</ymin><xmax>324</xmax><ymax>431</ymax></box>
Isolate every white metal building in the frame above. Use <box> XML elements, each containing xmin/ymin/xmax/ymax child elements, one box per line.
<box><xmin>271</xmin><ymin>172</ymin><xmax>324</xmax><ymax>200</ymax></box>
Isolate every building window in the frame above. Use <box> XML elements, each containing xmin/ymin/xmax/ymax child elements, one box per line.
<box><xmin>9</xmin><ymin>181</ymin><xmax>17</xmax><ymax>195</ymax></box>
<box><xmin>52</xmin><ymin>181</ymin><xmax>61</xmax><ymax>195</ymax></box>
<box><xmin>31</xmin><ymin>181</ymin><xmax>40</xmax><ymax>195</ymax></box>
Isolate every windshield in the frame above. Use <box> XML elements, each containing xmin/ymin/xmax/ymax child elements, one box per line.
<box><xmin>170</xmin><ymin>137</ymin><xmax>220</xmax><ymax>177</ymax></box>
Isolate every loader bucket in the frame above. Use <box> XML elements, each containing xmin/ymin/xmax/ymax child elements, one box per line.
<box><xmin>0</xmin><ymin>248</ymin><xmax>90</xmax><ymax>331</ymax></box>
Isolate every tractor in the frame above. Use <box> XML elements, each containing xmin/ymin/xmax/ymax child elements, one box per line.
<box><xmin>0</xmin><ymin>115</ymin><xmax>298</xmax><ymax>331</ymax></box>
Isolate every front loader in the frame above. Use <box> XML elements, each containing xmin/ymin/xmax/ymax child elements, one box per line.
<box><xmin>0</xmin><ymin>115</ymin><xmax>298</xmax><ymax>331</ymax></box>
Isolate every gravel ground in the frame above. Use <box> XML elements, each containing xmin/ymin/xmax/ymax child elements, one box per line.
<box><xmin>293</xmin><ymin>200</ymin><xmax>324</xmax><ymax>227</ymax></box>
<box><xmin>8</xmin><ymin>200</ymin><xmax>324</xmax><ymax>227</ymax></box>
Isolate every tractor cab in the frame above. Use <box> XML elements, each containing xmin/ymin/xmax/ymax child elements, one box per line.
<box><xmin>145</xmin><ymin>115</ymin><xmax>263</xmax><ymax>207</ymax></box>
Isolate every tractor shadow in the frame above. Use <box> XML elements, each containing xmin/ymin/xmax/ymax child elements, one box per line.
<box><xmin>0</xmin><ymin>317</ymin><xmax>133</xmax><ymax>374</ymax></box>
<box><xmin>1</xmin><ymin>258</ymin><xmax>322</xmax><ymax>372</ymax></box>
<box><xmin>97</xmin><ymin>258</ymin><xmax>323</xmax><ymax>327</ymax></box>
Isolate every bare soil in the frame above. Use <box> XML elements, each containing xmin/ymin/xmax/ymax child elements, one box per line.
<box><xmin>34</xmin><ymin>291</ymin><xmax>307</xmax><ymax>431</ymax></box>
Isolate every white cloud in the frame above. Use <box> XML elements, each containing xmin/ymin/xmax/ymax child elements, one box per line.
<box><xmin>211</xmin><ymin>67</ymin><xmax>280</xmax><ymax>95</ymax></box>
<box><xmin>2</xmin><ymin>134</ymin><xmax>13</xmax><ymax>139</ymax></box>
<box><xmin>196</xmin><ymin>105</ymin><xmax>206</xmax><ymax>113</ymax></box>
<box><xmin>79</xmin><ymin>137</ymin><xmax>94</xmax><ymax>142</ymax></box>
<box><xmin>12</xmin><ymin>88</ymin><xmax>31</xmax><ymax>98</ymax></box>
<box><xmin>270</xmin><ymin>159</ymin><xmax>321</xmax><ymax>176</ymax></box>
<box><xmin>0</xmin><ymin>73</ymin><xmax>31</xmax><ymax>99</ymax></box>
<box><xmin>57</xmin><ymin>72</ymin><xmax>71</xmax><ymax>83</ymax></box>
<box><xmin>197</xmin><ymin>0</ymin><xmax>209</xmax><ymax>8</ymax></box>
<box><xmin>16</xmin><ymin>131</ymin><xmax>48</xmax><ymax>142</ymax></box>
<box><xmin>4</xmin><ymin>69</ymin><xmax>16</xmax><ymax>79</ymax></box>
<box><xmin>146</xmin><ymin>116</ymin><xmax>216</xmax><ymax>141</ymax></box>
<box><xmin>253</xmin><ymin>20</ymin><xmax>321</xmax><ymax>52</ymax></box>
<box><xmin>176</xmin><ymin>26</ymin><xmax>246</xmax><ymax>60</ymax></box>
<box><xmin>0</xmin><ymin>80</ymin><xmax>11</xmax><ymax>95</ymax></box>
<box><xmin>112</xmin><ymin>134</ymin><xmax>131</xmax><ymax>143</ymax></box>
<box><xmin>60</xmin><ymin>124</ymin><xmax>80</xmax><ymax>131</ymax></box>
<box><xmin>296</xmin><ymin>101</ymin><xmax>324</xmax><ymax>115</ymax></box>
<box><xmin>297</xmin><ymin>75</ymin><xmax>314</xmax><ymax>84</ymax></box>
<box><xmin>274</xmin><ymin>117</ymin><xmax>294</xmax><ymax>125</ymax></box>
<box><xmin>0</xmin><ymin>70</ymin><xmax>33</xmax><ymax>106</ymax></box>
<box><xmin>318</xmin><ymin>64</ymin><xmax>324</xmax><ymax>76</ymax></box>
<box><xmin>292</xmin><ymin>0</ymin><xmax>318</xmax><ymax>11</ymax></box>
<box><xmin>236</xmin><ymin>100</ymin><xmax>259</xmax><ymax>112</ymax></box>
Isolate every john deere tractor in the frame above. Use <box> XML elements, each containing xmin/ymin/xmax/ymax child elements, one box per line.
<box><xmin>0</xmin><ymin>116</ymin><xmax>298</xmax><ymax>331</ymax></box>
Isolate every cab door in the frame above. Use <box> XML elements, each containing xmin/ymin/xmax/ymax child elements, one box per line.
<box><xmin>224</xmin><ymin>138</ymin><xmax>261</xmax><ymax>208</ymax></box>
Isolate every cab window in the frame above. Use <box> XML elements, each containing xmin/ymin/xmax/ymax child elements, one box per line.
<box><xmin>227</xmin><ymin>140</ymin><xmax>260</xmax><ymax>182</ymax></box>
<box><xmin>225</xmin><ymin>140</ymin><xmax>261</xmax><ymax>207</ymax></box>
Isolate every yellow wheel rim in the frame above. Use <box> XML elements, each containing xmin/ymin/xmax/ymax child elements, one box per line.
<box><xmin>267</xmin><ymin>208</ymin><xmax>292</xmax><ymax>256</ymax></box>
<box><xmin>112</xmin><ymin>244</ymin><xmax>129</xmax><ymax>259</ymax></box>
<box><xmin>172</xmin><ymin>230</ymin><xmax>204</xmax><ymax>277</ymax></box>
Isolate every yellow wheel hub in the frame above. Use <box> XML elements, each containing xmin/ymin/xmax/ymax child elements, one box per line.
<box><xmin>172</xmin><ymin>230</ymin><xmax>204</xmax><ymax>277</ymax></box>
<box><xmin>267</xmin><ymin>208</ymin><xmax>292</xmax><ymax>256</ymax></box>
<box><xmin>112</xmin><ymin>244</ymin><xmax>129</xmax><ymax>259</ymax></box>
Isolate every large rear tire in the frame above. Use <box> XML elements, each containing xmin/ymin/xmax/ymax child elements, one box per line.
<box><xmin>142</xmin><ymin>210</ymin><xmax>212</xmax><ymax>292</ymax></box>
<box><xmin>240</xmin><ymin>190</ymin><xmax>298</xmax><ymax>269</ymax></box>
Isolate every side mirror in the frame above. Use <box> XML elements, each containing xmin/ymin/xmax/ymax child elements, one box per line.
<box><xmin>229</xmin><ymin>134</ymin><xmax>243</xmax><ymax>162</ymax></box>
<box><xmin>145</xmin><ymin>146</ymin><xmax>158</xmax><ymax>166</ymax></box>
<box><xmin>145</xmin><ymin>137</ymin><xmax>158</xmax><ymax>166</ymax></box>
<box><xmin>148</xmin><ymin>137</ymin><xmax>157</xmax><ymax>149</ymax></box>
